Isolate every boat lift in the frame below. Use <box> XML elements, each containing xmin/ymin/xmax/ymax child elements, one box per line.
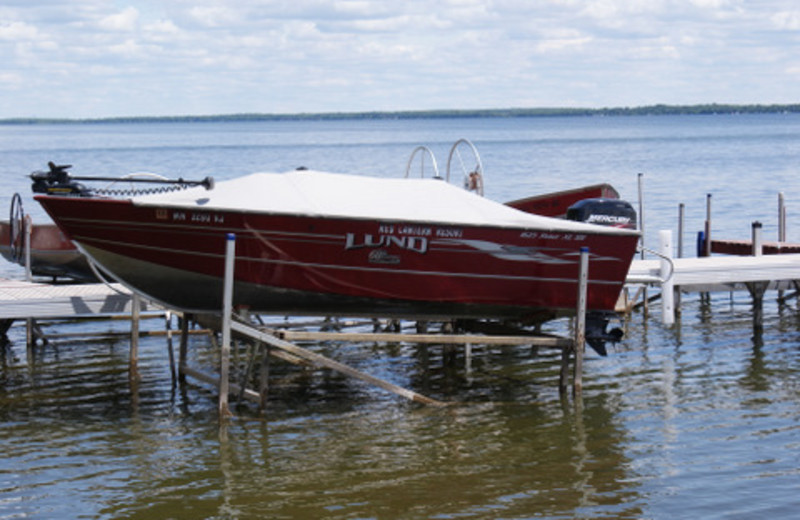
<box><xmin>207</xmin><ymin>234</ymin><xmax>591</xmax><ymax>415</ymax></box>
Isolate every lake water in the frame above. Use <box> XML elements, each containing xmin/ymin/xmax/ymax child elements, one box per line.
<box><xmin>1</xmin><ymin>114</ymin><xmax>799</xmax><ymax>519</ymax></box>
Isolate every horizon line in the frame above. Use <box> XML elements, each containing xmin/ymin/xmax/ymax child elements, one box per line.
<box><xmin>2</xmin><ymin>103</ymin><xmax>799</xmax><ymax>124</ymax></box>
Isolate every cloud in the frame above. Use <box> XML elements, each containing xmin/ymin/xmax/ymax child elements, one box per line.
<box><xmin>0</xmin><ymin>21</ymin><xmax>39</xmax><ymax>40</ymax></box>
<box><xmin>0</xmin><ymin>0</ymin><xmax>799</xmax><ymax>118</ymax></box>
<box><xmin>98</xmin><ymin>6</ymin><xmax>139</xmax><ymax>31</ymax></box>
<box><xmin>771</xmin><ymin>10</ymin><xmax>800</xmax><ymax>30</ymax></box>
<box><xmin>0</xmin><ymin>72</ymin><xmax>24</xmax><ymax>88</ymax></box>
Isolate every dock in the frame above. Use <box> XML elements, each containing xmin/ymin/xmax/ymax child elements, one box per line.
<box><xmin>0</xmin><ymin>278</ymin><xmax>147</xmax><ymax>321</ymax></box>
<box><xmin>624</xmin><ymin>228</ymin><xmax>800</xmax><ymax>325</ymax></box>
<box><xmin>627</xmin><ymin>253</ymin><xmax>800</xmax><ymax>293</ymax></box>
<box><xmin>0</xmin><ymin>277</ymin><xmax>168</xmax><ymax>379</ymax></box>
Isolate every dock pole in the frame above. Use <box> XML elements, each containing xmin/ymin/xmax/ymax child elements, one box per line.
<box><xmin>178</xmin><ymin>315</ymin><xmax>189</xmax><ymax>383</ymax></box>
<box><xmin>778</xmin><ymin>194</ymin><xmax>786</xmax><ymax>301</ymax></box>
<box><xmin>749</xmin><ymin>222</ymin><xmax>766</xmax><ymax>332</ymax></box>
<box><xmin>560</xmin><ymin>247</ymin><xmax>589</xmax><ymax>396</ymax></box>
<box><xmin>704</xmin><ymin>194</ymin><xmax>712</xmax><ymax>257</ymax></box>
<box><xmin>676</xmin><ymin>204</ymin><xmax>684</xmax><ymax>313</ymax></box>
<box><xmin>130</xmin><ymin>293</ymin><xmax>141</xmax><ymax>382</ymax></box>
<box><xmin>637</xmin><ymin>174</ymin><xmax>645</xmax><ymax>259</ymax></box>
<box><xmin>660</xmin><ymin>230</ymin><xmax>675</xmax><ymax>325</ymax></box>
<box><xmin>573</xmin><ymin>247</ymin><xmax>589</xmax><ymax>396</ymax></box>
<box><xmin>219</xmin><ymin>233</ymin><xmax>236</xmax><ymax>418</ymax></box>
<box><xmin>677</xmin><ymin>203</ymin><xmax>685</xmax><ymax>259</ymax></box>
<box><xmin>559</xmin><ymin>346</ymin><xmax>570</xmax><ymax>395</ymax></box>
<box><xmin>638</xmin><ymin>174</ymin><xmax>648</xmax><ymax>315</ymax></box>
<box><xmin>752</xmin><ymin>221</ymin><xmax>763</xmax><ymax>256</ymax></box>
<box><xmin>24</xmin><ymin>215</ymin><xmax>34</xmax><ymax>356</ymax></box>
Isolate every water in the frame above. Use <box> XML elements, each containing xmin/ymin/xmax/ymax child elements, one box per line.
<box><xmin>1</xmin><ymin>114</ymin><xmax>800</xmax><ymax>519</ymax></box>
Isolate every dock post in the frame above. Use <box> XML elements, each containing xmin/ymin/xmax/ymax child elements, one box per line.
<box><xmin>747</xmin><ymin>279</ymin><xmax>768</xmax><ymax>333</ymax></box>
<box><xmin>219</xmin><ymin>233</ymin><xmax>236</xmax><ymax>418</ymax></box>
<box><xmin>178</xmin><ymin>314</ymin><xmax>189</xmax><ymax>383</ymax></box>
<box><xmin>675</xmin><ymin>204</ymin><xmax>684</xmax><ymax>314</ymax></box>
<box><xmin>130</xmin><ymin>293</ymin><xmax>141</xmax><ymax>382</ymax></box>
<box><xmin>559</xmin><ymin>347</ymin><xmax>570</xmax><ymax>395</ymax></box>
<box><xmin>166</xmin><ymin>312</ymin><xmax>176</xmax><ymax>384</ymax></box>
<box><xmin>259</xmin><ymin>344</ymin><xmax>270</xmax><ymax>412</ymax></box>
<box><xmin>660</xmin><ymin>230</ymin><xmax>675</xmax><ymax>325</ymax></box>
<box><xmin>637</xmin><ymin>174</ymin><xmax>648</xmax><ymax>315</ymax></box>
<box><xmin>677</xmin><ymin>203</ymin><xmax>685</xmax><ymax>259</ymax></box>
<box><xmin>637</xmin><ymin>173</ymin><xmax>645</xmax><ymax>259</ymax></box>
<box><xmin>24</xmin><ymin>215</ymin><xmax>34</xmax><ymax>356</ymax></box>
<box><xmin>752</xmin><ymin>221</ymin><xmax>763</xmax><ymax>256</ymax></box>
<box><xmin>750</xmin><ymin>221</ymin><xmax>766</xmax><ymax>332</ymax></box>
<box><xmin>573</xmin><ymin>247</ymin><xmax>589</xmax><ymax>396</ymax></box>
<box><xmin>778</xmin><ymin>194</ymin><xmax>786</xmax><ymax>301</ymax></box>
<box><xmin>704</xmin><ymin>194</ymin><xmax>712</xmax><ymax>257</ymax></box>
<box><xmin>24</xmin><ymin>215</ymin><xmax>32</xmax><ymax>282</ymax></box>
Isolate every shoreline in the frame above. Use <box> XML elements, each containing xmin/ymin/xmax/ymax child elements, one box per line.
<box><xmin>2</xmin><ymin>103</ymin><xmax>799</xmax><ymax>125</ymax></box>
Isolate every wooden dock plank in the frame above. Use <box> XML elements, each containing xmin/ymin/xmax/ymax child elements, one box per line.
<box><xmin>230</xmin><ymin>320</ymin><xmax>447</xmax><ymax>406</ymax></box>
<box><xmin>276</xmin><ymin>329</ymin><xmax>572</xmax><ymax>348</ymax></box>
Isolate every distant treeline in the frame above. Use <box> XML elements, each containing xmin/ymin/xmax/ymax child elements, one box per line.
<box><xmin>3</xmin><ymin>103</ymin><xmax>800</xmax><ymax>124</ymax></box>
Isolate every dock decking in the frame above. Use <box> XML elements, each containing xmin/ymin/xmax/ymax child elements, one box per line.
<box><xmin>627</xmin><ymin>253</ymin><xmax>800</xmax><ymax>293</ymax></box>
<box><xmin>0</xmin><ymin>278</ymin><xmax>150</xmax><ymax>320</ymax></box>
<box><xmin>625</xmin><ymin>229</ymin><xmax>800</xmax><ymax>325</ymax></box>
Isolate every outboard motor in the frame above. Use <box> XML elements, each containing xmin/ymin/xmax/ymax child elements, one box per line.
<box><xmin>566</xmin><ymin>198</ymin><xmax>637</xmax><ymax>229</ymax></box>
<box><xmin>566</xmin><ymin>197</ymin><xmax>637</xmax><ymax>356</ymax></box>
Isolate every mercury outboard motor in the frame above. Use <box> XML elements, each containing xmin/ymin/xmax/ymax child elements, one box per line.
<box><xmin>565</xmin><ymin>197</ymin><xmax>637</xmax><ymax>229</ymax></box>
<box><xmin>566</xmin><ymin>197</ymin><xmax>637</xmax><ymax>356</ymax></box>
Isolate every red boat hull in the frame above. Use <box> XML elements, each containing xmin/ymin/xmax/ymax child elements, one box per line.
<box><xmin>0</xmin><ymin>220</ymin><xmax>96</xmax><ymax>281</ymax></box>
<box><xmin>36</xmin><ymin>195</ymin><xmax>638</xmax><ymax>322</ymax></box>
<box><xmin>506</xmin><ymin>183</ymin><xmax>620</xmax><ymax>218</ymax></box>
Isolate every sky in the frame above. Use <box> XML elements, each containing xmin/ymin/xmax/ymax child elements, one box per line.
<box><xmin>1</xmin><ymin>0</ymin><xmax>799</xmax><ymax>119</ymax></box>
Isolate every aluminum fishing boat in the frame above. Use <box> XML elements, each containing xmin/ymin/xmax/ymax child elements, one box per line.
<box><xmin>32</xmin><ymin>161</ymin><xmax>639</xmax><ymax>333</ymax></box>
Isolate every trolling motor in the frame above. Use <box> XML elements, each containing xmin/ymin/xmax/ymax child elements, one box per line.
<box><xmin>31</xmin><ymin>162</ymin><xmax>214</xmax><ymax>196</ymax></box>
<box><xmin>31</xmin><ymin>163</ymin><xmax>89</xmax><ymax>196</ymax></box>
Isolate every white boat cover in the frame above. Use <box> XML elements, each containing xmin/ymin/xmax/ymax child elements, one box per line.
<box><xmin>133</xmin><ymin>170</ymin><xmax>638</xmax><ymax>235</ymax></box>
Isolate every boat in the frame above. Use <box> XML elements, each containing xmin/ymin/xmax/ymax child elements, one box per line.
<box><xmin>3</xmin><ymin>183</ymin><xmax>631</xmax><ymax>283</ymax></box>
<box><xmin>6</xmin><ymin>144</ymin><xmax>630</xmax><ymax>284</ymax></box>
<box><xmin>1</xmin><ymin>194</ymin><xmax>96</xmax><ymax>281</ymax></box>
<box><xmin>31</xmin><ymin>156</ymin><xmax>640</xmax><ymax>351</ymax></box>
<box><xmin>507</xmin><ymin>183</ymin><xmax>621</xmax><ymax>218</ymax></box>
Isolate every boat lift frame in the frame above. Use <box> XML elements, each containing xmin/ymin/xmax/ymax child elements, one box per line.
<box><xmin>202</xmin><ymin>234</ymin><xmax>591</xmax><ymax>414</ymax></box>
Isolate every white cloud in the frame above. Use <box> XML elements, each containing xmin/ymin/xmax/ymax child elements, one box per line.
<box><xmin>0</xmin><ymin>0</ymin><xmax>799</xmax><ymax>118</ymax></box>
<box><xmin>0</xmin><ymin>21</ymin><xmax>39</xmax><ymax>40</ymax></box>
<box><xmin>534</xmin><ymin>29</ymin><xmax>593</xmax><ymax>53</ymax></box>
<box><xmin>0</xmin><ymin>72</ymin><xmax>24</xmax><ymax>88</ymax></box>
<box><xmin>107</xmin><ymin>38</ymin><xmax>143</xmax><ymax>57</ymax></box>
<box><xmin>98</xmin><ymin>6</ymin><xmax>140</xmax><ymax>32</ymax></box>
<box><xmin>771</xmin><ymin>10</ymin><xmax>800</xmax><ymax>30</ymax></box>
<box><xmin>186</xmin><ymin>5</ymin><xmax>241</xmax><ymax>28</ymax></box>
<box><xmin>143</xmin><ymin>19</ymin><xmax>183</xmax><ymax>42</ymax></box>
